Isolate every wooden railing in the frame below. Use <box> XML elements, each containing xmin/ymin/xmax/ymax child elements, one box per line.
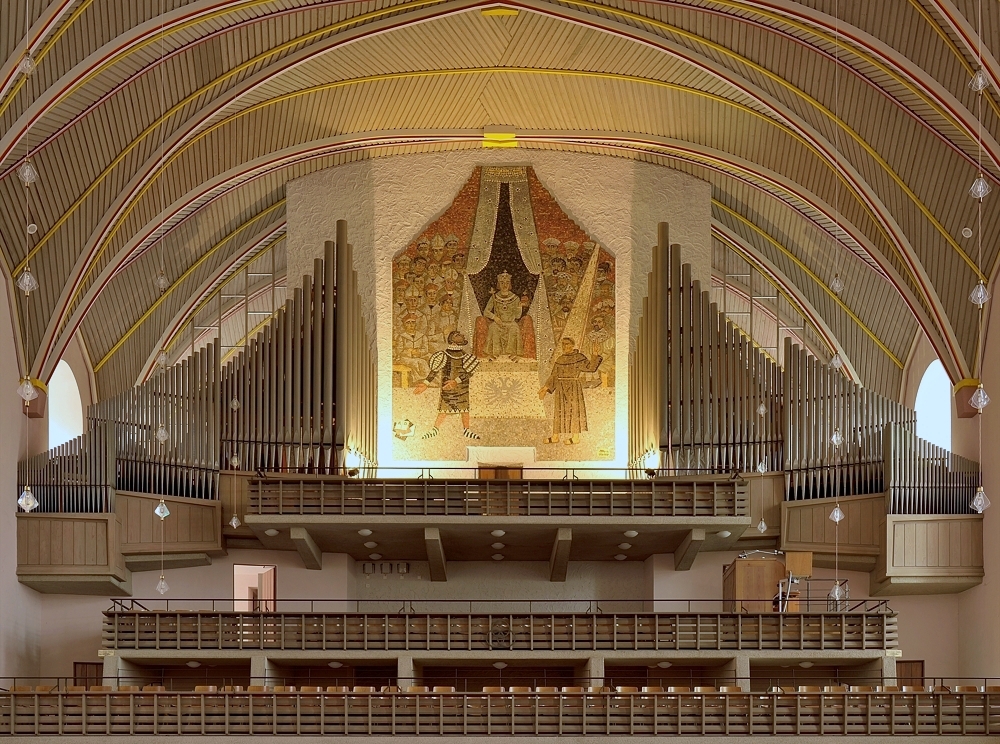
<box><xmin>0</xmin><ymin>688</ymin><xmax>996</xmax><ymax>736</ymax></box>
<box><xmin>247</xmin><ymin>475</ymin><xmax>748</xmax><ymax>517</ymax></box>
<box><xmin>102</xmin><ymin>611</ymin><xmax>897</xmax><ymax>651</ymax></box>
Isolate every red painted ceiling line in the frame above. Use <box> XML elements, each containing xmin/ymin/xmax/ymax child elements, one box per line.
<box><xmin>3</xmin><ymin>0</ymin><xmax>994</xmax><ymax>184</ymax></box>
<box><xmin>51</xmin><ymin>133</ymin><xmax>942</xmax><ymax>383</ymax></box>
<box><xmin>40</xmin><ymin>134</ymin><xmax>476</xmax><ymax>374</ymax></box>
<box><xmin>33</xmin><ymin>1</ymin><xmax>967</xmax><ymax>379</ymax></box>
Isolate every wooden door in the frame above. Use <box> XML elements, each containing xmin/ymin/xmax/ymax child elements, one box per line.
<box><xmin>478</xmin><ymin>464</ymin><xmax>523</xmax><ymax>480</ymax></box>
<box><xmin>258</xmin><ymin>566</ymin><xmax>276</xmax><ymax>612</ymax></box>
<box><xmin>897</xmin><ymin>660</ymin><xmax>924</xmax><ymax>688</ymax></box>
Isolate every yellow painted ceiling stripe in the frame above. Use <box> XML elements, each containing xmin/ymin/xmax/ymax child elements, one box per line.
<box><xmin>58</xmin><ymin>66</ymin><xmax>897</xmax><ymax>309</ymax></box>
<box><xmin>0</xmin><ymin>0</ymin><xmax>95</xmax><ymax>119</ymax></box>
<box><xmin>713</xmin><ymin>199</ymin><xmax>903</xmax><ymax>367</ymax></box>
<box><xmin>561</xmin><ymin>0</ymin><xmax>984</xmax><ymax>282</ymax></box>
<box><xmin>15</xmin><ymin>0</ymin><xmax>446</xmax><ymax>278</ymax></box>
<box><xmin>94</xmin><ymin>198</ymin><xmax>285</xmax><ymax>371</ymax></box>
<box><xmin>170</xmin><ymin>233</ymin><xmax>286</xmax><ymax>355</ymax></box>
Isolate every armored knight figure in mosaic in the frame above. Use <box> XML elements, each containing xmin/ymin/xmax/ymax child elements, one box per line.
<box><xmin>415</xmin><ymin>331</ymin><xmax>481</xmax><ymax>440</ymax></box>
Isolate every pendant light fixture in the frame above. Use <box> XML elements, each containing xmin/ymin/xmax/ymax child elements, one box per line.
<box><xmin>155</xmin><ymin>498</ymin><xmax>170</xmax><ymax>594</ymax></box>
<box><xmin>968</xmin><ymin>0</ymin><xmax>992</xmax><ymax>513</ymax></box>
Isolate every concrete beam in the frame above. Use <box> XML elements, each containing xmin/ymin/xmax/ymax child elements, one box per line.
<box><xmin>549</xmin><ymin>527</ymin><xmax>572</xmax><ymax>582</ymax></box>
<box><xmin>290</xmin><ymin>527</ymin><xmax>323</xmax><ymax>570</ymax></box>
<box><xmin>424</xmin><ymin>527</ymin><xmax>447</xmax><ymax>581</ymax></box>
<box><xmin>124</xmin><ymin>553</ymin><xmax>211</xmax><ymax>572</ymax></box>
<box><xmin>673</xmin><ymin>528</ymin><xmax>705</xmax><ymax>571</ymax></box>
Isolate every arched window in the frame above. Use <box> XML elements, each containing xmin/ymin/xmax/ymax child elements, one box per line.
<box><xmin>914</xmin><ymin>359</ymin><xmax>951</xmax><ymax>452</ymax></box>
<box><xmin>48</xmin><ymin>360</ymin><xmax>84</xmax><ymax>448</ymax></box>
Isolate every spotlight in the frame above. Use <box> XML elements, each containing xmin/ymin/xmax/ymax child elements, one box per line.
<box><xmin>186</xmin><ymin>661</ymin><xmax>201</xmax><ymax>668</ymax></box>
<box><xmin>358</xmin><ymin>529</ymin><xmax>373</xmax><ymax>536</ymax></box>
<box><xmin>493</xmin><ymin>662</ymin><xmax>507</xmax><ymax>670</ymax></box>
<box><xmin>798</xmin><ymin>661</ymin><xmax>814</xmax><ymax>669</ymax></box>
<box><xmin>329</xmin><ymin>662</ymin><xmax>343</xmax><ymax>669</ymax></box>
<box><xmin>491</xmin><ymin>530</ymin><xmax>506</xmax><ymax>537</ymax></box>
<box><xmin>264</xmin><ymin>529</ymin><xmax>279</xmax><ymax>537</ymax></box>
<box><xmin>657</xmin><ymin>661</ymin><xmax>672</xmax><ymax>669</ymax></box>
<box><xmin>717</xmin><ymin>530</ymin><xmax>732</xmax><ymax>538</ymax></box>
<box><xmin>623</xmin><ymin>530</ymin><xmax>638</xmax><ymax>538</ymax></box>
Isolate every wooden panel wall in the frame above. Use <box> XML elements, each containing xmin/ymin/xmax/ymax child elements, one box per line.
<box><xmin>115</xmin><ymin>493</ymin><xmax>221</xmax><ymax>555</ymax></box>
<box><xmin>780</xmin><ymin>493</ymin><xmax>884</xmax><ymax>559</ymax></box>
<box><xmin>15</xmin><ymin>513</ymin><xmax>125</xmax><ymax>579</ymax></box>
<box><xmin>747</xmin><ymin>473</ymin><xmax>783</xmax><ymax>539</ymax></box>
<box><xmin>884</xmin><ymin>514</ymin><xmax>984</xmax><ymax>576</ymax></box>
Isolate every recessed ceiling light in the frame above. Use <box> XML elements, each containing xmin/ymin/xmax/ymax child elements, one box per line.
<box><xmin>492</xmin><ymin>542</ymin><xmax>505</xmax><ymax>549</ymax></box>
<box><xmin>493</xmin><ymin>662</ymin><xmax>507</xmax><ymax>670</ymax></box>
<box><xmin>491</xmin><ymin>529</ymin><xmax>506</xmax><ymax>537</ymax></box>
<box><xmin>364</xmin><ymin>541</ymin><xmax>378</xmax><ymax>548</ymax></box>
<box><xmin>492</xmin><ymin>554</ymin><xmax>504</xmax><ymax>560</ymax></box>
<box><xmin>186</xmin><ymin>661</ymin><xmax>201</xmax><ymax>668</ymax></box>
<box><xmin>623</xmin><ymin>530</ymin><xmax>638</xmax><ymax>538</ymax></box>
<box><xmin>369</xmin><ymin>553</ymin><xmax>382</xmax><ymax>560</ymax></box>
<box><xmin>264</xmin><ymin>529</ymin><xmax>279</xmax><ymax>537</ymax></box>
<box><xmin>328</xmin><ymin>661</ymin><xmax>343</xmax><ymax>669</ymax></box>
<box><xmin>614</xmin><ymin>554</ymin><xmax>627</xmax><ymax>561</ymax></box>
<box><xmin>358</xmin><ymin>529</ymin><xmax>372</xmax><ymax>536</ymax></box>
<box><xmin>717</xmin><ymin>530</ymin><xmax>732</xmax><ymax>538</ymax></box>
<box><xmin>657</xmin><ymin>661</ymin><xmax>672</xmax><ymax>669</ymax></box>
<box><xmin>962</xmin><ymin>227</ymin><xmax>974</xmax><ymax>238</ymax></box>
<box><xmin>618</xmin><ymin>543</ymin><xmax>632</xmax><ymax>550</ymax></box>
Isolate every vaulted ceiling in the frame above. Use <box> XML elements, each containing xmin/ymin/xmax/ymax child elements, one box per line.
<box><xmin>1</xmin><ymin>0</ymin><xmax>997</xmax><ymax>400</ymax></box>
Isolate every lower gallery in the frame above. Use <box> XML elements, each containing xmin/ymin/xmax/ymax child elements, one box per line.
<box><xmin>0</xmin><ymin>1</ymin><xmax>999</xmax><ymax>741</ymax></box>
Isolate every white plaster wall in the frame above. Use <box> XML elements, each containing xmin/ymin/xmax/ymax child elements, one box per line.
<box><xmin>0</xmin><ymin>277</ymin><xmax>41</xmax><ymax>678</ymax></box>
<box><xmin>287</xmin><ymin>150</ymin><xmax>712</xmax><ymax>468</ymax></box>
<box><xmin>35</xmin><ymin>550</ymin><xmax>356</xmax><ymax>678</ymax></box>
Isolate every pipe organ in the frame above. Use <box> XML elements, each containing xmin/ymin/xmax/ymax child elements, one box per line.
<box><xmin>19</xmin><ymin>226</ymin><xmax>377</xmax><ymax>511</ymax></box>
<box><xmin>630</xmin><ymin>224</ymin><xmax>979</xmax><ymax>514</ymax></box>
<box><xmin>20</xmin><ymin>219</ymin><xmax>979</xmax><ymax>518</ymax></box>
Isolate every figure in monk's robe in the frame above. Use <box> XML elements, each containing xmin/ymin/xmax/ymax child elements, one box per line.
<box><xmin>483</xmin><ymin>271</ymin><xmax>528</xmax><ymax>359</ymax></box>
<box><xmin>538</xmin><ymin>337</ymin><xmax>603</xmax><ymax>444</ymax></box>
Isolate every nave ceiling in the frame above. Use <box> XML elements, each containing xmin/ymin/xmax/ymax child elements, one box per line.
<box><xmin>0</xmin><ymin>0</ymin><xmax>998</xmax><ymax>400</ymax></box>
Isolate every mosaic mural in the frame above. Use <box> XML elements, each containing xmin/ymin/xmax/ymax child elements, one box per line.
<box><xmin>392</xmin><ymin>166</ymin><xmax>616</xmax><ymax>461</ymax></box>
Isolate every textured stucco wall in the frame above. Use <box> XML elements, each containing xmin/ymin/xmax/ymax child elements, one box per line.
<box><xmin>287</xmin><ymin>150</ymin><xmax>712</xmax><ymax>467</ymax></box>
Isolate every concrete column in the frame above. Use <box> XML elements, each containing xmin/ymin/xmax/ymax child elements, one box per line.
<box><xmin>397</xmin><ymin>656</ymin><xmax>415</xmax><ymax>691</ymax></box>
<box><xmin>250</xmin><ymin>655</ymin><xmax>277</xmax><ymax>687</ymax></box>
<box><xmin>100</xmin><ymin>652</ymin><xmax>140</xmax><ymax>689</ymax></box>
<box><xmin>584</xmin><ymin>656</ymin><xmax>604</xmax><ymax>689</ymax></box>
<box><xmin>722</xmin><ymin>655</ymin><xmax>750</xmax><ymax>691</ymax></box>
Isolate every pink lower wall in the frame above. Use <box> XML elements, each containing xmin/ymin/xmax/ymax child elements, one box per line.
<box><xmin>0</xmin><ymin>279</ymin><xmax>40</xmax><ymax>678</ymax></box>
<box><xmin>36</xmin><ymin>550</ymin><xmax>356</xmax><ymax>678</ymax></box>
<box><xmin>645</xmin><ymin>551</ymin><xmax>963</xmax><ymax>679</ymax></box>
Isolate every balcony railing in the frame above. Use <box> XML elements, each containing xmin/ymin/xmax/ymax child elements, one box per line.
<box><xmin>248</xmin><ymin>475</ymin><xmax>748</xmax><ymax>517</ymax></box>
<box><xmin>103</xmin><ymin>610</ymin><xmax>897</xmax><ymax>652</ymax></box>
<box><xmin>0</xmin><ymin>688</ymin><xmax>997</xmax><ymax>736</ymax></box>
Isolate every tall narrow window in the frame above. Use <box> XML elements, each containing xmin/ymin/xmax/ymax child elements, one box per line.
<box><xmin>48</xmin><ymin>360</ymin><xmax>84</xmax><ymax>447</ymax></box>
<box><xmin>914</xmin><ymin>360</ymin><xmax>951</xmax><ymax>452</ymax></box>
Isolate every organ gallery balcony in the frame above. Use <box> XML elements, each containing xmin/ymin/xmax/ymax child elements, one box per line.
<box><xmin>235</xmin><ymin>473</ymin><xmax>750</xmax><ymax>575</ymax></box>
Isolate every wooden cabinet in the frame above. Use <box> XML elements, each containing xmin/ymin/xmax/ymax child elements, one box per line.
<box><xmin>722</xmin><ymin>558</ymin><xmax>786</xmax><ymax>613</ymax></box>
